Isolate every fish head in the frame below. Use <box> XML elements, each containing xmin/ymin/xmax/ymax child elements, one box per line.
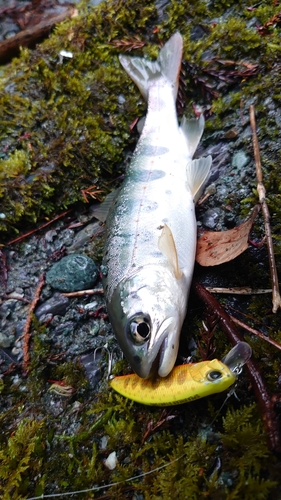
<box><xmin>106</xmin><ymin>267</ymin><xmax>187</xmax><ymax>379</ymax></box>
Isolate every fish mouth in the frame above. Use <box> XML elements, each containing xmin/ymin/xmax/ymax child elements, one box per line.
<box><xmin>129</xmin><ymin>318</ymin><xmax>179</xmax><ymax>379</ymax></box>
<box><xmin>140</xmin><ymin>334</ymin><xmax>178</xmax><ymax>379</ymax></box>
<box><xmin>157</xmin><ymin>333</ymin><xmax>179</xmax><ymax>377</ymax></box>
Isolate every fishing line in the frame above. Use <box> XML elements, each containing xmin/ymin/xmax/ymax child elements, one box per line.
<box><xmin>209</xmin><ymin>385</ymin><xmax>239</xmax><ymax>427</ymax></box>
<box><xmin>25</xmin><ymin>453</ymin><xmax>187</xmax><ymax>500</ymax></box>
<box><xmin>25</xmin><ymin>387</ymin><xmax>238</xmax><ymax>500</ymax></box>
<box><xmin>25</xmin><ymin>346</ymin><xmax>248</xmax><ymax>499</ymax></box>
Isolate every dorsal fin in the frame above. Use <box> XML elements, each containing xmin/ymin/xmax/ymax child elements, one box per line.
<box><xmin>186</xmin><ymin>156</ymin><xmax>212</xmax><ymax>203</ymax></box>
<box><xmin>158</xmin><ymin>224</ymin><xmax>182</xmax><ymax>279</ymax></box>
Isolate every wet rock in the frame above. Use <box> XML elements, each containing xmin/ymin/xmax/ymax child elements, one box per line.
<box><xmin>231</xmin><ymin>151</ymin><xmax>249</xmax><ymax>170</ymax></box>
<box><xmin>224</xmin><ymin>211</ymin><xmax>237</xmax><ymax>228</ymax></box>
<box><xmin>35</xmin><ymin>292</ymin><xmax>70</xmax><ymax>319</ymax></box>
<box><xmin>46</xmin><ymin>254</ymin><xmax>99</xmax><ymax>292</ymax></box>
<box><xmin>80</xmin><ymin>350</ymin><xmax>103</xmax><ymax>386</ymax></box>
<box><xmin>52</xmin><ymin>321</ymin><xmax>75</xmax><ymax>336</ymax></box>
<box><xmin>0</xmin><ymin>332</ymin><xmax>13</xmax><ymax>348</ymax></box>
<box><xmin>202</xmin><ymin>208</ymin><xmax>223</xmax><ymax>229</ymax></box>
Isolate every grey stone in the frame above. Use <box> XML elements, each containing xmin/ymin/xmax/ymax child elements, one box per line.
<box><xmin>231</xmin><ymin>151</ymin><xmax>249</xmax><ymax>170</ymax></box>
<box><xmin>46</xmin><ymin>254</ymin><xmax>98</xmax><ymax>292</ymax></box>
<box><xmin>0</xmin><ymin>332</ymin><xmax>13</xmax><ymax>348</ymax></box>
<box><xmin>202</xmin><ymin>208</ymin><xmax>221</xmax><ymax>229</ymax></box>
<box><xmin>35</xmin><ymin>292</ymin><xmax>70</xmax><ymax>319</ymax></box>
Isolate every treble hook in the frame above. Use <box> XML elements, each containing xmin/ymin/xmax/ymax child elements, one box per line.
<box><xmin>93</xmin><ymin>344</ymin><xmax>123</xmax><ymax>381</ymax></box>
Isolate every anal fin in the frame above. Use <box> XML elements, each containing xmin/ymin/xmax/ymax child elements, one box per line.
<box><xmin>158</xmin><ymin>223</ymin><xmax>182</xmax><ymax>279</ymax></box>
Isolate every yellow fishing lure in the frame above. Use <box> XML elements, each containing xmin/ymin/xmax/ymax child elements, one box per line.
<box><xmin>109</xmin><ymin>358</ymin><xmax>236</xmax><ymax>406</ymax></box>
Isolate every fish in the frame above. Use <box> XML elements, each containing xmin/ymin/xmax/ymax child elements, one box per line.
<box><xmin>102</xmin><ymin>33</ymin><xmax>212</xmax><ymax>379</ymax></box>
<box><xmin>109</xmin><ymin>342</ymin><xmax>252</xmax><ymax>406</ymax></box>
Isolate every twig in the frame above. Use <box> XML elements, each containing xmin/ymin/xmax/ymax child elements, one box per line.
<box><xmin>62</xmin><ymin>288</ymin><xmax>104</xmax><ymax>297</ymax></box>
<box><xmin>193</xmin><ymin>280</ymin><xmax>281</xmax><ymax>454</ymax></box>
<box><xmin>250</xmin><ymin>105</ymin><xmax>281</xmax><ymax>313</ymax></box>
<box><xmin>22</xmin><ymin>273</ymin><xmax>45</xmax><ymax>373</ymax></box>
<box><xmin>0</xmin><ymin>294</ymin><xmax>30</xmax><ymax>304</ymax></box>
<box><xmin>0</xmin><ymin>8</ymin><xmax>78</xmax><ymax>64</ymax></box>
<box><xmin>206</xmin><ymin>286</ymin><xmax>272</xmax><ymax>295</ymax></box>
<box><xmin>7</xmin><ymin>209</ymin><xmax>72</xmax><ymax>246</ymax></box>
<box><xmin>229</xmin><ymin>314</ymin><xmax>281</xmax><ymax>351</ymax></box>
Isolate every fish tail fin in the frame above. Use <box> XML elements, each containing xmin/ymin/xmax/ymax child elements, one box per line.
<box><xmin>187</xmin><ymin>156</ymin><xmax>212</xmax><ymax>203</ymax></box>
<box><xmin>180</xmin><ymin>114</ymin><xmax>205</xmax><ymax>158</ymax></box>
<box><xmin>119</xmin><ymin>32</ymin><xmax>183</xmax><ymax>101</ymax></box>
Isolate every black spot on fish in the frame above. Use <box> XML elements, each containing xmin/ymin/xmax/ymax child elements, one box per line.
<box><xmin>143</xmin><ymin>201</ymin><xmax>158</xmax><ymax>212</ymax></box>
<box><xmin>135</xmin><ymin>170</ymin><xmax>166</xmax><ymax>182</ymax></box>
<box><xmin>151</xmin><ymin>251</ymin><xmax>162</xmax><ymax>258</ymax></box>
<box><xmin>143</xmin><ymin>145</ymin><xmax>169</xmax><ymax>156</ymax></box>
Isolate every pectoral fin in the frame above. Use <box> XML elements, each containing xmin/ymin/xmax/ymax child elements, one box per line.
<box><xmin>91</xmin><ymin>188</ymin><xmax>120</xmax><ymax>223</ymax></box>
<box><xmin>158</xmin><ymin>224</ymin><xmax>182</xmax><ymax>279</ymax></box>
<box><xmin>186</xmin><ymin>156</ymin><xmax>212</xmax><ymax>203</ymax></box>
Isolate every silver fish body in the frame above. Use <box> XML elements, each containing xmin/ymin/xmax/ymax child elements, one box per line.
<box><xmin>103</xmin><ymin>33</ymin><xmax>211</xmax><ymax>378</ymax></box>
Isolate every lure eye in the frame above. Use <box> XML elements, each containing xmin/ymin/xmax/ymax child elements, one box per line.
<box><xmin>207</xmin><ymin>370</ymin><xmax>223</xmax><ymax>381</ymax></box>
<box><xmin>127</xmin><ymin>315</ymin><xmax>151</xmax><ymax>344</ymax></box>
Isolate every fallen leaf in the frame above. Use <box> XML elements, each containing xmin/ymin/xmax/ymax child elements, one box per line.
<box><xmin>196</xmin><ymin>205</ymin><xmax>260</xmax><ymax>266</ymax></box>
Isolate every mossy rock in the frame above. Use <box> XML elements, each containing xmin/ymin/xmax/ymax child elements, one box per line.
<box><xmin>0</xmin><ymin>0</ymin><xmax>281</xmax><ymax>240</ymax></box>
<box><xmin>46</xmin><ymin>253</ymin><xmax>98</xmax><ymax>292</ymax></box>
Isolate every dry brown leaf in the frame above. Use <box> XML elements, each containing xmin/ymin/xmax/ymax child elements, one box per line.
<box><xmin>196</xmin><ymin>205</ymin><xmax>260</xmax><ymax>266</ymax></box>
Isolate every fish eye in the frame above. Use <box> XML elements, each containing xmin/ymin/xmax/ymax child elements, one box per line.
<box><xmin>127</xmin><ymin>315</ymin><xmax>151</xmax><ymax>344</ymax></box>
<box><xmin>207</xmin><ymin>370</ymin><xmax>223</xmax><ymax>381</ymax></box>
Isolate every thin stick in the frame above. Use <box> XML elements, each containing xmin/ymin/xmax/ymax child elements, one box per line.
<box><xmin>193</xmin><ymin>280</ymin><xmax>281</xmax><ymax>454</ymax></box>
<box><xmin>229</xmin><ymin>314</ymin><xmax>281</xmax><ymax>351</ymax></box>
<box><xmin>206</xmin><ymin>286</ymin><xmax>271</xmax><ymax>295</ymax></box>
<box><xmin>61</xmin><ymin>288</ymin><xmax>104</xmax><ymax>297</ymax></box>
<box><xmin>0</xmin><ymin>8</ymin><xmax>78</xmax><ymax>64</ymax></box>
<box><xmin>250</xmin><ymin>105</ymin><xmax>281</xmax><ymax>313</ymax></box>
<box><xmin>7</xmin><ymin>209</ymin><xmax>72</xmax><ymax>246</ymax></box>
<box><xmin>22</xmin><ymin>273</ymin><xmax>45</xmax><ymax>373</ymax></box>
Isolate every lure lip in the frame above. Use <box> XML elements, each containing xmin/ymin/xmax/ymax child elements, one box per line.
<box><xmin>222</xmin><ymin>341</ymin><xmax>252</xmax><ymax>375</ymax></box>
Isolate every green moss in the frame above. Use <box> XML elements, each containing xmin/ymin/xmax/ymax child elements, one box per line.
<box><xmin>0</xmin><ymin>418</ymin><xmax>45</xmax><ymax>500</ymax></box>
<box><xmin>0</xmin><ymin>379</ymin><xmax>280</xmax><ymax>499</ymax></box>
<box><xmin>0</xmin><ymin>0</ymin><xmax>156</xmax><ymax>236</ymax></box>
<box><xmin>1</xmin><ymin>0</ymin><xmax>281</xmax><ymax>238</ymax></box>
